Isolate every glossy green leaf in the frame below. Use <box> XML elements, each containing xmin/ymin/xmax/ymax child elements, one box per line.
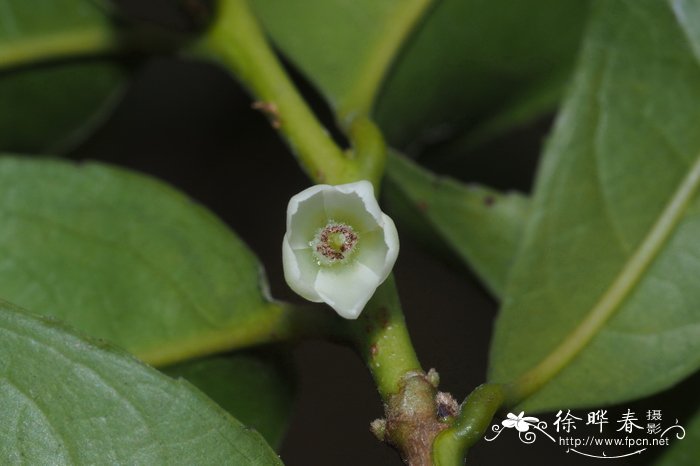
<box><xmin>0</xmin><ymin>0</ymin><xmax>127</xmax><ymax>152</ymax></box>
<box><xmin>636</xmin><ymin>372</ymin><xmax>700</xmax><ymax>466</ymax></box>
<box><xmin>489</xmin><ymin>0</ymin><xmax>700</xmax><ymax>411</ymax></box>
<box><xmin>0</xmin><ymin>156</ymin><xmax>282</xmax><ymax>365</ymax></box>
<box><xmin>164</xmin><ymin>351</ymin><xmax>295</xmax><ymax>448</ymax></box>
<box><xmin>374</xmin><ymin>0</ymin><xmax>590</xmax><ymax>149</ymax></box>
<box><xmin>385</xmin><ymin>152</ymin><xmax>529</xmax><ymax>297</ymax></box>
<box><xmin>0</xmin><ymin>299</ymin><xmax>282</xmax><ymax>465</ymax></box>
<box><xmin>423</xmin><ymin>79</ymin><xmax>563</xmax><ymax>166</ymax></box>
<box><xmin>249</xmin><ymin>0</ymin><xmax>432</xmax><ymax>118</ymax></box>
<box><xmin>0</xmin><ymin>63</ymin><xmax>126</xmax><ymax>153</ymax></box>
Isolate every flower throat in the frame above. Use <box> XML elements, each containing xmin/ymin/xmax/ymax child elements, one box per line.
<box><xmin>310</xmin><ymin>222</ymin><xmax>359</xmax><ymax>266</ymax></box>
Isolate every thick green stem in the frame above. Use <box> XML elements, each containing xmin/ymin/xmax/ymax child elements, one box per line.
<box><xmin>432</xmin><ymin>384</ymin><xmax>505</xmax><ymax>465</ymax></box>
<box><xmin>349</xmin><ymin>276</ymin><xmax>451</xmax><ymax>466</ymax></box>
<box><xmin>345</xmin><ymin>116</ymin><xmax>387</xmax><ymax>195</ymax></box>
<box><xmin>350</xmin><ymin>275</ymin><xmax>421</xmax><ymax>398</ymax></box>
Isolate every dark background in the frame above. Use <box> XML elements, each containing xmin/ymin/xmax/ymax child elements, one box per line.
<box><xmin>65</xmin><ymin>55</ymin><xmax>695</xmax><ymax>465</ymax></box>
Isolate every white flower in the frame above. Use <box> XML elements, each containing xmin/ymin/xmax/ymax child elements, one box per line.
<box><xmin>282</xmin><ymin>180</ymin><xmax>399</xmax><ymax>319</ymax></box>
<box><xmin>502</xmin><ymin>412</ymin><xmax>539</xmax><ymax>432</ymax></box>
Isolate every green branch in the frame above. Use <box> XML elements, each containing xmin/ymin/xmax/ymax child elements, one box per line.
<box><xmin>349</xmin><ymin>276</ymin><xmax>454</xmax><ymax>465</ymax></box>
<box><xmin>188</xmin><ymin>0</ymin><xmax>386</xmax><ymax>187</ymax></box>
<box><xmin>346</xmin><ymin>116</ymin><xmax>387</xmax><ymax>193</ymax></box>
<box><xmin>432</xmin><ymin>384</ymin><xmax>505</xmax><ymax>465</ymax></box>
<box><xmin>349</xmin><ymin>275</ymin><xmax>422</xmax><ymax>398</ymax></box>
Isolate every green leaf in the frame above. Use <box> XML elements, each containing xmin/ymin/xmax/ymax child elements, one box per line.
<box><xmin>633</xmin><ymin>372</ymin><xmax>700</xmax><ymax>466</ymax></box>
<box><xmin>0</xmin><ymin>0</ymin><xmax>127</xmax><ymax>152</ymax></box>
<box><xmin>0</xmin><ymin>299</ymin><xmax>282</xmax><ymax>465</ymax></box>
<box><xmin>0</xmin><ymin>156</ymin><xmax>282</xmax><ymax>365</ymax></box>
<box><xmin>0</xmin><ymin>63</ymin><xmax>126</xmax><ymax>153</ymax></box>
<box><xmin>489</xmin><ymin>0</ymin><xmax>700</xmax><ymax>411</ymax></box>
<box><xmin>249</xmin><ymin>0</ymin><xmax>432</xmax><ymax>118</ymax></box>
<box><xmin>374</xmin><ymin>0</ymin><xmax>590</xmax><ymax>148</ymax></box>
<box><xmin>385</xmin><ymin>152</ymin><xmax>529</xmax><ymax>297</ymax></box>
<box><xmin>164</xmin><ymin>351</ymin><xmax>295</xmax><ymax>448</ymax></box>
<box><xmin>654</xmin><ymin>405</ymin><xmax>700</xmax><ymax>466</ymax></box>
<box><xmin>423</xmin><ymin>78</ymin><xmax>564</xmax><ymax>166</ymax></box>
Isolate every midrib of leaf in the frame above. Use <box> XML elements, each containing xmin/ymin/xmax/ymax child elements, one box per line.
<box><xmin>505</xmin><ymin>153</ymin><xmax>700</xmax><ymax>406</ymax></box>
<box><xmin>137</xmin><ymin>301</ymin><xmax>283</xmax><ymax>366</ymax></box>
<box><xmin>0</xmin><ymin>26</ymin><xmax>118</xmax><ymax>71</ymax></box>
<box><xmin>671</xmin><ymin>0</ymin><xmax>700</xmax><ymax>65</ymax></box>
<box><xmin>337</xmin><ymin>0</ymin><xmax>434</xmax><ymax>121</ymax></box>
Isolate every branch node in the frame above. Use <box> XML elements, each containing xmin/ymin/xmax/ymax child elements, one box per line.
<box><xmin>381</xmin><ymin>370</ymin><xmax>452</xmax><ymax>466</ymax></box>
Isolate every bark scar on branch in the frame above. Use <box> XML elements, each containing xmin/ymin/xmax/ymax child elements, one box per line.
<box><xmin>251</xmin><ymin>101</ymin><xmax>281</xmax><ymax>128</ymax></box>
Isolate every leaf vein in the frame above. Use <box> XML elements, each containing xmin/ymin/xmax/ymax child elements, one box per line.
<box><xmin>507</xmin><ymin>153</ymin><xmax>700</xmax><ymax>405</ymax></box>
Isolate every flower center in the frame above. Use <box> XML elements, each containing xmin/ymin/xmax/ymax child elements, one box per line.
<box><xmin>310</xmin><ymin>222</ymin><xmax>359</xmax><ymax>266</ymax></box>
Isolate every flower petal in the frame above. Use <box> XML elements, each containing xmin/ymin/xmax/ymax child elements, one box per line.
<box><xmin>356</xmin><ymin>229</ymin><xmax>389</xmax><ymax>272</ymax></box>
<box><xmin>355</xmin><ymin>217</ymin><xmax>398</xmax><ymax>283</ymax></box>
<box><xmin>378</xmin><ymin>214</ymin><xmax>399</xmax><ymax>280</ymax></box>
<box><xmin>322</xmin><ymin>181</ymin><xmax>382</xmax><ymax>233</ymax></box>
<box><xmin>315</xmin><ymin>261</ymin><xmax>380</xmax><ymax>319</ymax></box>
<box><xmin>287</xmin><ymin>187</ymin><xmax>329</xmax><ymax>249</ymax></box>
<box><xmin>335</xmin><ymin>180</ymin><xmax>382</xmax><ymax>220</ymax></box>
<box><xmin>282</xmin><ymin>236</ymin><xmax>322</xmax><ymax>302</ymax></box>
